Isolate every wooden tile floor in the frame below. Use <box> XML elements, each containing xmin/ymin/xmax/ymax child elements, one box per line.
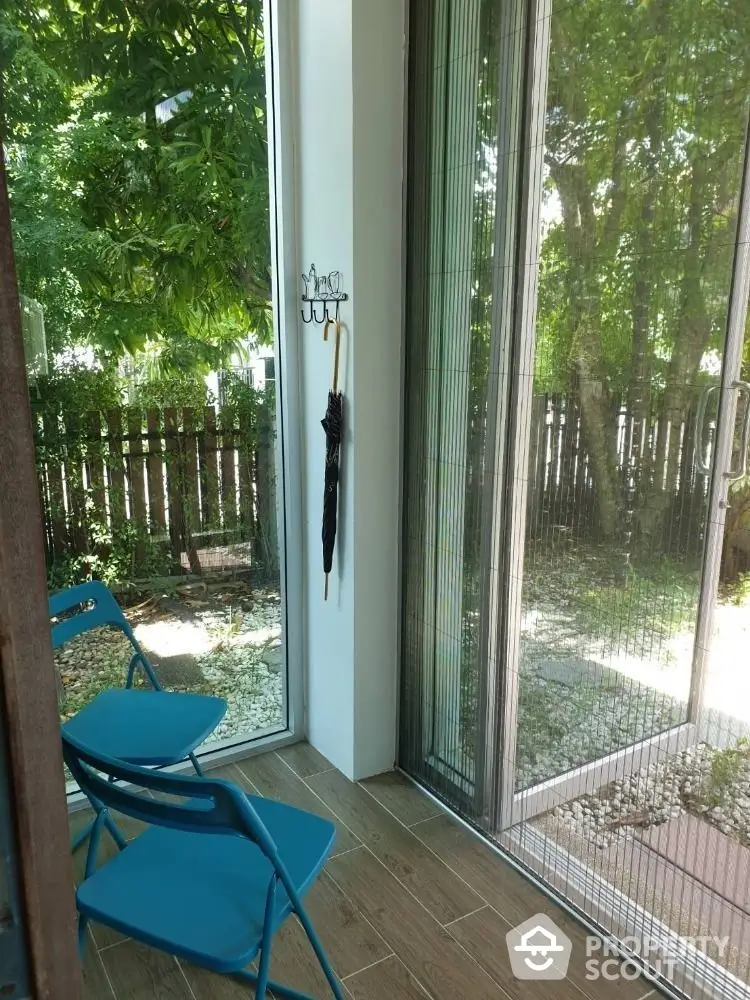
<box><xmin>69</xmin><ymin>743</ymin><xmax>660</xmax><ymax>1000</ymax></box>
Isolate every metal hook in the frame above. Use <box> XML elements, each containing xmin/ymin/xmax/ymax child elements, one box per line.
<box><xmin>323</xmin><ymin>300</ymin><xmax>339</xmax><ymax>324</ymax></box>
<box><xmin>313</xmin><ymin>300</ymin><xmax>327</xmax><ymax>324</ymax></box>
<box><xmin>300</xmin><ymin>298</ymin><xmax>314</xmax><ymax>324</ymax></box>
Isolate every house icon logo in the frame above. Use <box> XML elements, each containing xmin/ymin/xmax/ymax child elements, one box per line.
<box><xmin>506</xmin><ymin>913</ymin><xmax>573</xmax><ymax>980</ymax></box>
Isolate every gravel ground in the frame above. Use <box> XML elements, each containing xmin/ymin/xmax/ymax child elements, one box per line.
<box><xmin>549</xmin><ymin>742</ymin><xmax>750</xmax><ymax>850</ymax></box>
<box><xmin>515</xmin><ymin>649</ymin><xmax>685</xmax><ymax>789</ymax></box>
<box><xmin>55</xmin><ymin>587</ymin><xmax>284</xmax><ymax>746</ymax></box>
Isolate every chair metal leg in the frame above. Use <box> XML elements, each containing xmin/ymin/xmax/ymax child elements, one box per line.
<box><xmin>294</xmin><ymin>903</ymin><xmax>346</xmax><ymax>1000</ymax></box>
<box><xmin>188</xmin><ymin>751</ymin><xmax>204</xmax><ymax>776</ymax></box>
<box><xmin>85</xmin><ymin>810</ymin><xmax>107</xmax><ymax>879</ymax></box>
<box><xmin>233</xmin><ymin>969</ymin><xmax>320</xmax><ymax>1000</ymax></box>
<box><xmin>255</xmin><ymin>937</ymin><xmax>272</xmax><ymax>999</ymax></box>
<box><xmin>71</xmin><ymin>816</ymin><xmax>95</xmax><ymax>853</ymax></box>
<box><xmin>235</xmin><ymin>876</ymin><xmax>345</xmax><ymax>1000</ymax></box>
<box><xmin>72</xmin><ymin>807</ymin><xmax>127</xmax><ymax>854</ymax></box>
<box><xmin>104</xmin><ymin>811</ymin><xmax>127</xmax><ymax>850</ymax></box>
<box><xmin>255</xmin><ymin>873</ymin><xmax>277</xmax><ymax>999</ymax></box>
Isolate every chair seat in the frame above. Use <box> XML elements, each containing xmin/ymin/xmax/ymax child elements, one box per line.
<box><xmin>62</xmin><ymin>690</ymin><xmax>227</xmax><ymax>765</ymax></box>
<box><xmin>76</xmin><ymin>793</ymin><xmax>336</xmax><ymax>972</ymax></box>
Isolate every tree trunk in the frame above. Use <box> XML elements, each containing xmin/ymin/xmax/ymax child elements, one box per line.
<box><xmin>635</xmin><ymin>155</ymin><xmax>711</xmax><ymax>548</ymax></box>
<box><xmin>552</xmin><ymin>161</ymin><xmax>623</xmax><ymax>541</ymax></box>
<box><xmin>574</xmin><ymin>345</ymin><xmax>620</xmax><ymax>541</ymax></box>
<box><xmin>628</xmin><ymin>95</ymin><xmax>665</xmax><ymax>517</ymax></box>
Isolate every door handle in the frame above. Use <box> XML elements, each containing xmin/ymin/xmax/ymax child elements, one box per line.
<box><xmin>726</xmin><ymin>380</ymin><xmax>750</xmax><ymax>482</ymax></box>
<box><xmin>694</xmin><ymin>381</ymin><xmax>750</xmax><ymax>480</ymax></box>
<box><xmin>695</xmin><ymin>383</ymin><xmax>719</xmax><ymax>476</ymax></box>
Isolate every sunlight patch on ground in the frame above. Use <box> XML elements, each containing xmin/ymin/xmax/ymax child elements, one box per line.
<box><xmin>133</xmin><ymin>620</ymin><xmax>214</xmax><ymax>658</ymax></box>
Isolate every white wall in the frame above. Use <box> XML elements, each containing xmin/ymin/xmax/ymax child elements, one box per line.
<box><xmin>292</xmin><ymin>0</ymin><xmax>406</xmax><ymax>779</ymax></box>
<box><xmin>350</xmin><ymin>0</ymin><xmax>407</xmax><ymax>778</ymax></box>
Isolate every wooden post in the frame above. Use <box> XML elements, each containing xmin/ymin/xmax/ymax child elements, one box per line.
<box><xmin>127</xmin><ymin>408</ymin><xmax>147</xmax><ymax>569</ymax></box>
<box><xmin>86</xmin><ymin>411</ymin><xmax>107</xmax><ymax>519</ymax></box>
<box><xmin>255</xmin><ymin>399</ymin><xmax>278</xmax><ymax>576</ymax></box>
<box><xmin>220</xmin><ymin>407</ymin><xmax>238</xmax><ymax>532</ymax></box>
<box><xmin>526</xmin><ymin>394</ymin><xmax>546</xmax><ymax>536</ymax></box>
<box><xmin>560</xmin><ymin>395</ymin><xmax>577</xmax><ymax>528</ymax></box>
<box><xmin>63</xmin><ymin>410</ymin><xmax>87</xmax><ymax>555</ymax></box>
<box><xmin>676</xmin><ymin>406</ymin><xmax>698</xmax><ymax>555</ymax></box>
<box><xmin>164</xmin><ymin>407</ymin><xmax>183</xmax><ymax>572</ymax></box>
<box><xmin>182</xmin><ymin>407</ymin><xmax>201</xmax><ymax>533</ymax></box>
<box><xmin>549</xmin><ymin>394</ymin><xmax>562</xmax><ymax>526</ymax></box>
<box><xmin>201</xmin><ymin>405</ymin><xmax>220</xmax><ymax>530</ymax></box>
<box><xmin>0</xmin><ymin>141</ymin><xmax>83</xmax><ymax>999</ymax></box>
<box><xmin>238</xmin><ymin>406</ymin><xmax>254</xmax><ymax>543</ymax></box>
<box><xmin>106</xmin><ymin>408</ymin><xmax>126</xmax><ymax>525</ymax></box>
<box><xmin>146</xmin><ymin>409</ymin><xmax>166</xmax><ymax>532</ymax></box>
<box><xmin>41</xmin><ymin>409</ymin><xmax>68</xmax><ymax>558</ymax></box>
<box><xmin>181</xmin><ymin>408</ymin><xmax>201</xmax><ymax>574</ymax></box>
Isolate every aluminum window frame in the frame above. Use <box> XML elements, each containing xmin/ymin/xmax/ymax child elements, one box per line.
<box><xmin>144</xmin><ymin>0</ymin><xmax>306</xmax><ymax>765</ymax></box>
<box><xmin>61</xmin><ymin>0</ymin><xmax>306</xmax><ymax>800</ymax></box>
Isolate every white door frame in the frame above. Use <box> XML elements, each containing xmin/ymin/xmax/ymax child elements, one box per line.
<box><xmin>264</xmin><ymin>0</ymin><xmax>305</xmax><ymax>744</ymax></box>
<box><xmin>489</xmin><ymin>0</ymin><xmax>552</xmax><ymax>829</ymax></box>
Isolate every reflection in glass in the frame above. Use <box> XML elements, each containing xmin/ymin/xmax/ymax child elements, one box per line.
<box><xmin>515</xmin><ymin>0</ymin><xmax>750</xmax><ymax>789</ymax></box>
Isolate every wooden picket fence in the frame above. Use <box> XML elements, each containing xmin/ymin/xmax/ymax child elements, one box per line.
<box><xmin>461</xmin><ymin>391</ymin><xmax>714</xmax><ymax>556</ymax></box>
<box><xmin>521</xmin><ymin>392</ymin><xmax>713</xmax><ymax>553</ymax></box>
<box><xmin>33</xmin><ymin>402</ymin><xmax>278</xmax><ymax>580</ymax></box>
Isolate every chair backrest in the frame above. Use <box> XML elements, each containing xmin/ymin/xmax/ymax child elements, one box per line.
<box><xmin>61</xmin><ymin>731</ymin><xmax>278</xmax><ymax>858</ymax></box>
<box><xmin>49</xmin><ymin>581</ymin><xmax>134</xmax><ymax>649</ymax></box>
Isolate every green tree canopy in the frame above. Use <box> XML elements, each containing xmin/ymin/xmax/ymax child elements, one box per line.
<box><xmin>535</xmin><ymin>0</ymin><xmax>750</xmax><ymax>543</ymax></box>
<box><xmin>1</xmin><ymin>0</ymin><xmax>270</xmax><ymax>367</ymax></box>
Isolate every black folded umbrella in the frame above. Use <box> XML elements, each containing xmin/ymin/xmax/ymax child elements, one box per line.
<box><xmin>321</xmin><ymin>389</ymin><xmax>343</xmax><ymax>600</ymax></box>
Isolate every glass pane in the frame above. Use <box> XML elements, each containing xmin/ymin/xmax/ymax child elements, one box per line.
<box><xmin>514</xmin><ymin>0</ymin><xmax>750</xmax><ymax>791</ymax></box>
<box><xmin>400</xmin><ymin>0</ymin><xmax>527</xmax><ymax>808</ymax></box>
<box><xmin>3</xmin><ymin>1</ymin><xmax>286</xmax><ymax>764</ymax></box>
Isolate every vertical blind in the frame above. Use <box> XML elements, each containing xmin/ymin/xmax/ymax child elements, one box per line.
<box><xmin>400</xmin><ymin>0</ymin><xmax>529</xmax><ymax>825</ymax></box>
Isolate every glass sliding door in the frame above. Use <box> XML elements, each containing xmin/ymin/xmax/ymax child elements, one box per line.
<box><xmin>401</xmin><ymin>0</ymin><xmax>750</xmax><ymax>993</ymax></box>
<box><xmin>400</xmin><ymin>0</ymin><xmax>529</xmax><ymax>819</ymax></box>
<box><xmin>507</xmin><ymin>0</ymin><xmax>750</xmax><ymax>801</ymax></box>
<box><xmin>500</xmin><ymin>1</ymin><xmax>750</xmax><ymax>988</ymax></box>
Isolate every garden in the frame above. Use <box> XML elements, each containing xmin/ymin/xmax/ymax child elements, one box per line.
<box><xmin>55</xmin><ymin>580</ymin><xmax>284</xmax><ymax>747</ymax></box>
<box><xmin>516</xmin><ymin>536</ymin><xmax>750</xmax><ymax>849</ymax></box>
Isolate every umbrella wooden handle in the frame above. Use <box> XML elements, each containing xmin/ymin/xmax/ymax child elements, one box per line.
<box><xmin>332</xmin><ymin>320</ymin><xmax>342</xmax><ymax>394</ymax></box>
<box><xmin>323</xmin><ymin>318</ymin><xmax>343</xmax><ymax>394</ymax></box>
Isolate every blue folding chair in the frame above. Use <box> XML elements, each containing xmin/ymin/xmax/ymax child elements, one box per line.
<box><xmin>63</xmin><ymin>731</ymin><xmax>344</xmax><ymax>1000</ymax></box>
<box><xmin>51</xmin><ymin>581</ymin><xmax>227</xmax><ymax>849</ymax></box>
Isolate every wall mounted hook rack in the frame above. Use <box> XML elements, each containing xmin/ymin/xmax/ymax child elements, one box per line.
<box><xmin>301</xmin><ymin>264</ymin><xmax>348</xmax><ymax>324</ymax></box>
